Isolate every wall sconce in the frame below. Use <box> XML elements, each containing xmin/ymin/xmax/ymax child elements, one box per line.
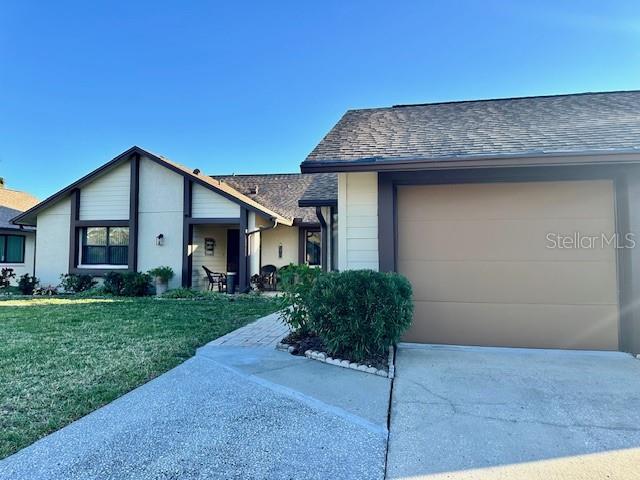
<box><xmin>278</xmin><ymin>243</ymin><xmax>283</xmax><ymax>259</ymax></box>
<box><xmin>205</xmin><ymin>237</ymin><xmax>216</xmax><ymax>256</ymax></box>
<box><xmin>156</xmin><ymin>234</ymin><xmax>164</xmax><ymax>246</ymax></box>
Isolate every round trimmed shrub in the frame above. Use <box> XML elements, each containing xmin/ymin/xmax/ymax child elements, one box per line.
<box><xmin>307</xmin><ymin>269</ymin><xmax>413</xmax><ymax>362</ymax></box>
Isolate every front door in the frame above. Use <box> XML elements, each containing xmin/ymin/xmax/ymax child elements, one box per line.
<box><xmin>226</xmin><ymin>229</ymin><xmax>240</xmax><ymax>287</ymax></box>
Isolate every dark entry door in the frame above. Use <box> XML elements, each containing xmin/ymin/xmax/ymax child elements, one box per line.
<box><xmin>226</xmin><ymin>229</ymin><xmax>240</xmax><ymax>287</ymax></box>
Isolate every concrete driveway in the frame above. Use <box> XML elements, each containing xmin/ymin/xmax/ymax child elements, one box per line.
<box><xmin>387</xmin><ymin>344</ymin><xmax>640</xmax><ymax>480</ymax></box>
<box><xmin>0</xmin><ymin>344</ymin><xmax>391</xmax><ymax>480</ymax></box>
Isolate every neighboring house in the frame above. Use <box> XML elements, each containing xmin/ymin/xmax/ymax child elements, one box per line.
<box><xmin>11</xmin><ymin>147</ymin><xmax>337</xmax><ymax>290</ymax></box>
<box><xmin>0</xmin><ymin>181</ymin><xmax>38</xmax><ymax>283</ymax></box>
<box><xmin>300</xmin><ymin>90</ymin><xmax>640</xmax><ymax>354</ymax></box>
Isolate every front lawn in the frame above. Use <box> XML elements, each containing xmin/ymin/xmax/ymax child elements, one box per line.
<box><xmin>0</xmin><ymin>295</ymin><xmax>280</xmax><ymax>458</ymax></box>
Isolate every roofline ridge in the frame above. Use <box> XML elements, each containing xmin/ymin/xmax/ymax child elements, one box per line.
<box><xmin>390</xmin><ymin>89</ymin><xmax>640</xmax><ymax>109</ymax></box>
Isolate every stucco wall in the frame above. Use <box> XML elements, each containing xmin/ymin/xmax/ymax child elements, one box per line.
<box><xmin>137</xmin><ymin>156</ymin><xmax>184</xmax><ymax>288</ymax></box>
<box><xmin>2</xmin><ymin>231</ymin><xmax>35</xmax><ymax>284</ymax></box>
<box><xmin>191</xmin><ymin>225</ymin><xmax>229</xmax><ymax>289</ymax></box>
<box><xmin>338</xmin><ymin>172</ymin><xmax>378</xmax><ymax>271</ymax></box>
<box><xmin>261</xmin><ymin>225</ymin><xmax>299</xmax><ymax>269</ymax></box>
<box><xmin>191</xmin><ymin>184</ymin><xmax>240</xmax><ymax>218</ymax></box>
<box><xmin>79</xmin><ymin>161</ymin><xmax>130</xmax><ymax>220</ymax></box>
<box><xmin>35</xmin><ymin>198</ymin><xmax>71</xmax><ymax>285</ymax></box>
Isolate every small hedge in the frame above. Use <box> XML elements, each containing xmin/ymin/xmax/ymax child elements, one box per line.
<box><xmin>103</xmin><ymin>272</ymin><xmax>151</xmax><ymax>297</ymax></box>
<box><xmin>60</xmin><ymin>274</ymin><xmax>97</xmax><ymax>293</ymax></box>
<box><xmin>307</xmin><ymin>270</ymin><xmax>413</xmax><ymax>362</ymax></box>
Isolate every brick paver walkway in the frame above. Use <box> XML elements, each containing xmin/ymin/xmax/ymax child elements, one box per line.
<box><xmin>207</xmin><ymin>311</ymin><xmax>289</xmax><ymax>347</ymax></box>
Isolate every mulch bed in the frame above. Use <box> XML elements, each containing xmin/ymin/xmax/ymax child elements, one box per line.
<box><xmin>281</xmin><ymin>331</ymin><xmax>389</xmax><ymax>371</ymax></box>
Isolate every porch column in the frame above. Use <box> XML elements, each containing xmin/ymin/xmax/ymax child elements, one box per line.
<box><xmin>238</xmin><ymin>207</ymin><xmax>248</xmax><ymax>292</ymax></box>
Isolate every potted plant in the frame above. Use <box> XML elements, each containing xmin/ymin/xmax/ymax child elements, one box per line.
<box><xmin>148</xmin><ymin>266</ymin><xmax>174</xmax><ymax>296</ymax></box>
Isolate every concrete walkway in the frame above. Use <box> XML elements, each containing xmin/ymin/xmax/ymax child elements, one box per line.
<box><xmin>386</xmin><ymin>344</ymin><xmax>640</xmax><ymax>480</ymax></box>
<box><xmin>0</xmin><ymin>316</ymin><xmax>391</xmax><ymax>480</ymax></box>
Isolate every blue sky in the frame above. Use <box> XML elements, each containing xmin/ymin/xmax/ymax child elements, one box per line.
<box><xmin>1</xmin><ymin>1</ymin><xmax>639</xmax><ymax>199</ymax></box>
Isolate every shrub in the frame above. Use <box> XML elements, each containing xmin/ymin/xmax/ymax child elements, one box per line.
<box><xmin>307</xmin><ymin>270</ymin><xmax>413</xmax><ymax>362</ymax></box>
<box><xmin>34</xmin><ymin>285</ymin><xmax>58</xmax><ymax>296</ymax></box>
<box><xmin>162</xmin><ymin>287</ymin><xmax>199</xmax><ymax>299</ymax></box>
<box><xmin>277</xmin><ymin>264</ymin><xmax>322</xmax><ymax>334</ymax></box>
<box><xmin>121</xmin><ymin>272</ymin><xmax>152</xmax><ymax>296</ymax></box>
<box><xmin>147</xmin><ymin>266</ymin><xmax>174</xmax><ymax>283</ymax></box>
<box><xmin>17</xmin><ymin>274</ymin><xmax>38</xmax><ymax>295</ymax></box>
<box><xmin>0</xmin><ymin>268</ymin><xmax>16</xmax><ymax>289</ymax></box>
<box><xmin>102</xmin><ymin>271</ymin><xmax>151</xmax><ymax>296</ymax></box>
<box><xmin>103</xmin><ymin>272</ymin><xmax>125</xmax><ymax>295</ymax></box>
<box><xmin>59</xmin><ymin>273</ymin><xmax>97</xmax><ymax>293</ymax></box>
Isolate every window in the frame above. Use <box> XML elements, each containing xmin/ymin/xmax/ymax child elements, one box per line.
<box><xmin>0</xmin><ymin>235</ymin><xmax>25</xmax><ymax>263</ymax></box>
<box><xmin>81</xmin><ymin>227</ymin><xmax>129</xmax><ymax>265</ymax></box>
<box><xmin>305</xmin><ymin>229</ymin><xmax>321</xmax><ymax>266</ymax></box>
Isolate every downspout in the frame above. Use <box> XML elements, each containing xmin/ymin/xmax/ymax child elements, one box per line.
<box><xmin>316</xmin><ymin>207</ymin><xmax>328</xmax><ymax>272</ymax></box>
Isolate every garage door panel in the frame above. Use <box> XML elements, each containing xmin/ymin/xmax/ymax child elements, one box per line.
<box><xmin>397</xmin><ymin>180</ymin><xmax>619</xmax><ymax>350</ymax></box>
<box><xmin>404</xmin><ymin>301</ymin><xmax>619</xmax><ymax>350</ymax></box>
<box><xmin>399</xmin><ymin>259</ymin><xmax>618</xmax><ymax>305</ymax></box>
<box><xmin>398</xmin><ymin>218</ymin><xmax>616</xmax><ymax>262</ymax></box>
<box><xmin>397</xmin><ymin>181</ymin><xmax>615</xmax><ymax>221</ymax></box>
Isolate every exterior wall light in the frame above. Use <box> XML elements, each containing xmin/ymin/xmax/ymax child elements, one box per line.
<box><xmin>156</xmin><ymin>234</ymin><xmax>164</xmax><ymax>246</ymax></box>
<box><xmin>278</xmin><ymin>243</ymin><xmax>283</xmax><ymax>259</ymax></box>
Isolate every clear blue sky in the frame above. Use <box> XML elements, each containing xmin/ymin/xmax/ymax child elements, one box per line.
<box><xmin>1</xmin><ymin>1</ymin><xmax>639</xmax><ymax>199</ymax></box>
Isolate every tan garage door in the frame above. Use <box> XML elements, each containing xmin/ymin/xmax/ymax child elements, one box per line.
<box><xmin>397</xmin><ymin>180</ymin><xmax>619</xmax><ymax>350</ymax></box>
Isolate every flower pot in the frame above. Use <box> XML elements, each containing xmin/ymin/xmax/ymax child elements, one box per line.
<box><xmin>154</xmin><ymin>277</ymin><xmax>168</xmax><ymax>296</ymax></box>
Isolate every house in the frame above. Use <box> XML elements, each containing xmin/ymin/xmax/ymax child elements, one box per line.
<box><xmin>0</xmin><ymin>180</ymin><xmax>38</xmax><ymax>283</ymax></box>
<box><xmin>11</xmin><ymin>147</ymin><xmax>337</xmax><ymax>290</ymax></box>
<box><xmin>300</xmin><ymin>90</ymin><xmax>640</xmax><ymax>354</ymax></box>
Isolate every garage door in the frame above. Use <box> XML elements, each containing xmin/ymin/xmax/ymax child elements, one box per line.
<box><xmin>397</xmin><ymin>180</ymin><xmax>619</xmax><ymax>350</ymax></box>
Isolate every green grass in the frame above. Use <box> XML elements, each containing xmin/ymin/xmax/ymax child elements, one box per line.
<box><xmin>0</xmin><ymin>295</ymin><xmax>280</xmax><ymax>459</ymax></box>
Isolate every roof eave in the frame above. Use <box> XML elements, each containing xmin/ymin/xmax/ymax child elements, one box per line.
<box><xmin>300</xmin><ymin>149</ymin><xmax>640</xmax><ymax>173</ymax></box>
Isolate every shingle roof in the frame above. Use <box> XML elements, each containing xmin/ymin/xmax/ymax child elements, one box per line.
<box><xmin>0</xmin><ymin>188</ymin><xmax>38</xmax><ymax>212</ymax></box>
<box><xmin>0</xmin><ymin>206</ymin><xmax>34</xmax><ymax>231</ymax></box>
<box><xmin>302</xmin><ymin>90</ymin><xmax>640</xmax><ymax>170</ymax></box>
<box><xmin>212</xmin><ymin>173</ymin><xmax>336</xmax><ymax>224</ymax></box>
<box><xmin>298</xmin><ymin>173</ymin><xmax>337</xmax><ymax>207</ymax></box>
<box><xmin>0</xmin><ymin>188</ymin><xmax>37</xmax><ymax>231</ymax></box>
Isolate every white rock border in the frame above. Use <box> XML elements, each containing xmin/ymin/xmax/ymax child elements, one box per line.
<box><xmin>277</xmin><ymin>342</ymin><xmax>395</xmax><ymax>378</ymax></box>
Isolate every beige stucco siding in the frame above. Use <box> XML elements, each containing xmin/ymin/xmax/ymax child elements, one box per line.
<box><xmin>35</xmin><ymin>198</ymin><xmax>71</xmax><ymax>286</ymax></box>
<box><xmin>137</xmin><ymin>156</ymin><xmax>183</xmax><ymax>288</ymax></box>
<box><xmin>79</xmin><ymin>161</ymin><xmax>130</xmax><ymax>220</ymax></box>
<box><xmin>397</xmin><ymin>180</ymin><xmax>619</xmax><ymax>350</ymax></box>
<box><xmin>338</xmin><ymin>172</ymin><xmax>378</xmax><ymax>271</ymax></box>
<box><xmin>191</xmin><ymin>225</ymin><xmax>228</xmax><ymax>289</ymax></box>
<box><xmin>191</xmin><ymin>184</ymin><xmax>240</xmax><ymax>218</ymax></box>
<box><xmin>261</xmin><ymin>225</ymin><xmax>299</xmax><ymax>269</ymax></box>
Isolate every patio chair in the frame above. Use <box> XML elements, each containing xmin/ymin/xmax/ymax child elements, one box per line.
<box><xmin>260</xmin><ymin>264</ymin><xmax>277</xmax><ymax>291</ymax></box>
<box><xmin>202</xmin><ymin>266</ymin><xmax>227</xmax><ymax>293</ymax></box>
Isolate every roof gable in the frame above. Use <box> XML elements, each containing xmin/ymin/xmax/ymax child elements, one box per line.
<box><xmin>12</xmin><ymin>147</ymin><xmax>293</xmax><ymax>226</ymax></box>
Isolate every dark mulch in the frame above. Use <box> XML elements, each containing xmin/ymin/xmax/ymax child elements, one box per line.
<box><xmin>281</xmin><ymin>331</ymin><xmax>389</xmax><ymax>371</ymax></box>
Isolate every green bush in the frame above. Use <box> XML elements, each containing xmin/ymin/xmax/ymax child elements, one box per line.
<box><xmin>277</xmin><ymin>264</ymin><xmax>322</xmax><ymax>334</ymax></box>
<box><xmin>17</xmin><ymin>274</ymin><xmax>38</xmax><ymax>295</ymax></box>
<box><xmin>162</xmin><ymin>287</ymin><xmax>200</xmax><ymax>299</ymax></box>
<box><xmin>59</xmin><ymin>273</ymin><xmax>97</xmax><ymax>293</ymax></box>
<box><xmin>307</xmin><ymin>270</ymin><xmax>413</xmax><ymax>362</ymax></box>
<box><xmin>147</xmin><ymin>266</ymin><xmax>174</xmax><ymax>283</ymax></box>
<box><xmin>103</xmin><ymin>272</ymin><xmax>125</xmax><ymax>295</ymax></box>
<box><xmin>102</xmin><ymin>271</ymin><xmax>151</xmax><ymax>296</ymax></box>
<box><xmin>0</xmin><ymin>268</ymin><xmax>16</xmax><ymax>289</ymax></box>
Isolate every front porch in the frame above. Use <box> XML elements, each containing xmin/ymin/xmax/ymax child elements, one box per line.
<box><xmin>187</xmin><ymin>221</ymin><xmax>244</xmax><ymax>292</ymax></box>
